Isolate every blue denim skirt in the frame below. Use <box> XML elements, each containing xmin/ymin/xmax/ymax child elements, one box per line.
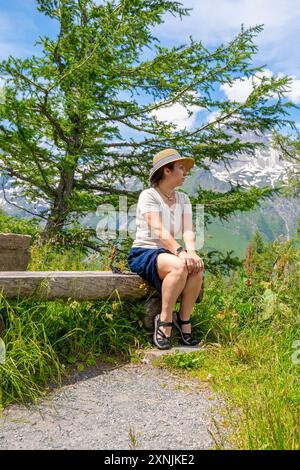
<box><xmin>128</xmin><ymin>247</ymin><xmax>174</xmax><ymax>295</ymax></box>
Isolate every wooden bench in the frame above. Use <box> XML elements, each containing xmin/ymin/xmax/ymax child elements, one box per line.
<box><xmin>0</xmin><ymin>233</ymin><xmax>31</xmax><ymax>271</ymax></box>
<box><xmin>0</xmin><ymin>270</ymin><xmax>203</xmax><ymax>332</ymax></box>
<box><xmin>0</xmin><ymin>234</ymin><xmax>203</xmax><ymax>334</ymax></box>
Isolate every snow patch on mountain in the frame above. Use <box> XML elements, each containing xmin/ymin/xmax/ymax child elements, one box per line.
<box><xmin>209</xmin><ymin>133</ymin><xmax>293</xmax><ymax>189</ymax></box>
<box><xmin>184</xmin><ymin>132</ymin><xmax>300</xmax><ymax>242</ymax></box>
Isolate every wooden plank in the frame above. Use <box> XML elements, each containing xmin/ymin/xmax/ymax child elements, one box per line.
<box><xmin>0</xmin><ymin>271</ymin><xmax>132</xmax><ymax>278</ymax></box>
<box><xmin>0</xmin><ymin>271</ymin><xmax>156</xmax><ymax>300</ymax></box>
<box><xmin>0</xmin><ymin>271</ymin><xmax>203</xmax><ymax>302</ymax></box>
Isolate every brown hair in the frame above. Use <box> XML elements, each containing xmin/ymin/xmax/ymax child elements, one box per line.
<box><xmin>150</xmin><ymin>162</ymin><xmax>175</xmax><ymax>187</ymax></box>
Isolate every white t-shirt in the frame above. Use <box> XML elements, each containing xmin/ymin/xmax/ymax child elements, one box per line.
<box><xmin>132</xmin><ymin>187</ymin><xmax>193</xmax><ymax>249</ymax></box>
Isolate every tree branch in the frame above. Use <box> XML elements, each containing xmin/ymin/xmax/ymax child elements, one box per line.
<box><xmin>47</xmin><ymin>40</ymin><xmax>100</xmax><ymax>93</ymax></box>
<box><xmin>14</xmin><ymin>119</ymin><xmax>57</xmax><ymax>196</ymax></box>
<box><xmin>1</xmin><ymin>180</ymin><xmax>48</xmax><ymax>219</ymax></box>
<box><xmin>35</xmin><ymin>102</ymin><xmax>70</xmax><ymax>145</ymax></box>
<box><xmin>2</xmin><ymin>167</ymin><xmax>53</xmax><ymax>199</ymax></box>
<box><xmin>277</xmin><ymin>139</ymin><xmax>300</xmax><ymax>163</ymax></box>
<box><xmin>10</xmin><ymin>65</ymin><xmax>48</xmax><ymax>94</ymax></box>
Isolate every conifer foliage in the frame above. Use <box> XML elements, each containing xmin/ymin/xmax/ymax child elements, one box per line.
<box><xmin>0</xmin><ymin>0</ymin><xmax>295</xmax><ymax>242</ymax></box>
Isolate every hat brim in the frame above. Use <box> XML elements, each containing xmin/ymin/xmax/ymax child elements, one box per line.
<box><xmin>149</xmin><ymin>157</ymin><xmax>195</xmax><ymax>183</ymax></box>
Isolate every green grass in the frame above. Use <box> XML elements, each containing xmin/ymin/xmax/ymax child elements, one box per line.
<box><xmin>0</xmin><ymin>211</ymin><xmax>41</xmax><ymax>240</ymax></box>
<box><xmin>162</xmin><ymin>326</ymin><xmax>300</xmax><ymax>449</ymax></box>
<box><xmin>0</xmin><ymin>294</ymin><xmax>149</xmax><ymax>409</ymax></box>
<box><xmin>160</xmin><ymin>236</ymin><xmax>300</xmax><ymax>450</ymax></box>
<box><xmin>1</xmin><ymin>212</ymin><xmax>299</xmax><ymax>450</ymax></box>
<box><xmin>28</xmin><ymin>240</ymin><xmax>102</xmax><ymax>271</ymax></box>
<box><xmin>0</xmin><ymin>216</ymin><xmax>149</xmax><ymax>409</ymax></box>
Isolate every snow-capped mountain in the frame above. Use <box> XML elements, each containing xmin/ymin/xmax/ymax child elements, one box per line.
<box><xmin>184</xmin><ymin>132</ymin><xmax>299</xmax><ymax>248</ymax></box>
<box><xmin>188</xmin><ymin>132</ymin><xmax>294</xmax><ymax>192</ymax></box>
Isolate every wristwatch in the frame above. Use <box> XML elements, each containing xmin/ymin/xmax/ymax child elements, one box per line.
<box><xmin>176</xmin><ymin>246</ymin><xmax>186</xmax><ymax>256</ymax></box>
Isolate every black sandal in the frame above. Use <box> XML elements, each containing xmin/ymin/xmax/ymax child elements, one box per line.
<box><xmin>153</xmin><ymin>315</ymin><xmax>173</xmax><ymax>350</ymax></box>
<box><xmin>174</xmin><ymin>312</ymin><xmax>198</xmax><ymax>346</ymax></box>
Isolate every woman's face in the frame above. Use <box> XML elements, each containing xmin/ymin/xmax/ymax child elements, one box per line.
<box><xmin>164</xmin><ymin>161</ymin><xmax>188</xmax><ymax>186</ymax></box>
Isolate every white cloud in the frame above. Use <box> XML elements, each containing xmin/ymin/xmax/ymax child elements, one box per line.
<box><xmin>285</xmin><ymin>77</ymin><xmax>300</xmax><ymax>104</ymax></box>
<box><xmin>206</xmin><ymin>110</ymin><xmax>222</xmax><ymax>124</ymax></box>
<box><xmin>221</xmin><ymin>79</ymin><xmax>254</xmax><ymax>103</ymax></box>
<box><xmin>221</xmin><ymin>70</ymin><xmax>300</xmax><ymax>104</ymax></box>
<box><xmin>159</xmin><ymin>0</ymin><xmax>300</xmax><ymax>43</ymax></box>
<box><xmin>221</xmin><ymin>69</ymin><xmax>274</xmax><ymax>103</ymax></box>
<box><xmin>155</xmin><ymin>0</ymin><xmax>300</xmax><ymax>75</ymax></box>
<box><xmin>150</xmin><ymin>100</ymin><xmax>200</xmax><ymax>130</ymax></box>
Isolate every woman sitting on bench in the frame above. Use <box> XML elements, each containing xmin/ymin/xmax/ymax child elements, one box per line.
<box><xmin>128</xmin><ymin>148</ymin><xmax>204</xmax><ymax>350</ymax></box>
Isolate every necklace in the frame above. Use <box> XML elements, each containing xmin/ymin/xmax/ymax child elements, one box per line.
<box><xmin>158</xmin><ymin>187</ymin><xmax>175</xmax><ymax>202</ymax></box>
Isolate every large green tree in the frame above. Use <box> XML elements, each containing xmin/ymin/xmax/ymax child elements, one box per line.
<box><xmin>0</xmin><ymin>0</ymin><xmax>295</xmax><ymax>245</ymax></box>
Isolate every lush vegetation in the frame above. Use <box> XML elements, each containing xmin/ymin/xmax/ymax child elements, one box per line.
<box><xmin>161</xmin><ymin>230</ymin><xmax>300</xmax><ymax>450</ymax></box>
<box><xmin>0</xmin><ymin>212</ymin><xmax>299</xmax><ymax>451</ymax></box>
<box><xmin>0</xmin><ymin>294</ymin><xmax>148</xmax><ymax>409</ymax></box>
<box><xmin>0</xmin><ymin>210</ymin><xmax>41</xmax><ymax>240</ymax></box>
<box><xmin>0</xmin><ymin>214</ymin><xmax>150</xmax><ymax>409</ymax></box>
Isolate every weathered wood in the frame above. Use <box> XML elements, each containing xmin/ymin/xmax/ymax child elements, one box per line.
<box><xmin>0</xmin><ymin>269</ymin><xmax>203</xmax><ymax>298</ymax></box>
<box><xmin>0</xmin><ymin>271</ymin><xmax>204</xmax><ymax>301</ymax></box>
<box><xmin>0</xmin><ymin>271</ymin><xmax>158</xmax><ymax>300</ymax></box>
<box><xmin>143</xmin><ymin>297</ymin><xmax>162</xmax><ymax>330</ymax></box>
<box><xmin>0</xmin><ymin>233</ymin><xmax>31</xmax><ymax>271</ymax></box>
<box><xmin>0</xmin><ymin>271</ymin><xmax>204</xmax><ymax>333</ymax></box>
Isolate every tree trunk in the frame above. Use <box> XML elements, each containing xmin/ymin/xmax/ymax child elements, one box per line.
<box><xmin>42</xmin><ymin>167</ymin><xmax>75</xmax><ymax>240</ymax></box>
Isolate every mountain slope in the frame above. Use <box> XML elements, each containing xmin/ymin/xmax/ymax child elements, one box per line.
<box><xmin>184</xmin><ymin>133</ymin><xmax>300</xmax><ymax>257</ymax></box>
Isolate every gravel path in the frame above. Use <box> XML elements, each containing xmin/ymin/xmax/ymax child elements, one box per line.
<box><xmin>0</xmin><ymin>355</ymin><xmax>219</xmax><ymax>450</ymax></box>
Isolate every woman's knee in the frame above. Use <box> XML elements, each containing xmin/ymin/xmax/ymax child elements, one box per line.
<box><xmin>156</xmin><ymin>254</ymin><xmax>189</xmax><ymax>283</ymax></box>
<box><xmin>172</xmin><ymin>260</ymin><xmax>188</xmax><ymax>279</ymax></box>
<box><xmin>188</xmin><ymin>269</ymin><xmax>203</xmax><ymax>280</ymax></box>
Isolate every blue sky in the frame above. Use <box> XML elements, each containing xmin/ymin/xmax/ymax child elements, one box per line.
<box><xmin>0</xmin><ymin>0</ymin><xmax>300</xmax><ymax>132</ymax></box>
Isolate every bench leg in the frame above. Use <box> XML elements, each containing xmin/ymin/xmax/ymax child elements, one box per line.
<box><xmin>142</xmin><ymin>297</ymin><xmax>161</xmax><ymax>331</ymax></box>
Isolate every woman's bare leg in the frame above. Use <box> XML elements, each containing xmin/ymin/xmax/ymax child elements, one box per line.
<box><xmin>156</xmin><ymin>253</ymin><xmax>188</xmax><ymax>337</ymax></box>
<box><xmin>179</xmin><ymin>270</ymin><xmax>204</xmax><ymax>333</ymax></box>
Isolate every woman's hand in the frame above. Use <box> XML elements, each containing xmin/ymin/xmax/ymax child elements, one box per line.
<box><xmin>178</xmin><ymin>250</ymin><xmax>204</xmax><ymax>274</ymax></box>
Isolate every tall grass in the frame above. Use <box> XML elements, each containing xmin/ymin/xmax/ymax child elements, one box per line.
<box><xmin>162</xmin><ymin>233</ymin><xmax>300</xmax><ymax>449</ymax></box>
<box><xmin>28</xmin><ymin>239</ymin><xmax>102</xmax><ymax>271</ymax></box>
<box><xmin>0</xmin><ymin>229</ymin><xmax>149</xmax><ymax>409</ymax></box>
<box><xmin>0</xmin><ymin>294</ymin><xmax>149</xmax><ymax>409</ymax></box>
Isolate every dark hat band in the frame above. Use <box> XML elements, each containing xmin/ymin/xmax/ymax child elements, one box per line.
<box><xmin>149</xmin><ymin>153</ymin><xmax>184</xmax><ymax>178</ymax></box>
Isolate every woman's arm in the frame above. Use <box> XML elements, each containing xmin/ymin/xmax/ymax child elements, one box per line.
<box><xmin>182</xmin><ymin>205</ymin><xmax>204</xmax><ymax>274</ymax></box>
<box><xmin>182</xmin><ymin>211</ymin><xmax>197</xmax><ymax>253</ymax></box>
<box><xmin>144</xmin><ymin>212</ymin><xmax>197</xmax><ymax>273</ymax></box>
<box><xmin>144</xmin><ymin>212</ymin><xmax>181</xmax><ymax>254</ymax></box>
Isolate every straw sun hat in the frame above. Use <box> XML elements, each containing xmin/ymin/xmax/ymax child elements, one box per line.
<box><xmin>149</xmin><ymin>148</ymin><xmax>195</xmax><ymax>183</ymax></box>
